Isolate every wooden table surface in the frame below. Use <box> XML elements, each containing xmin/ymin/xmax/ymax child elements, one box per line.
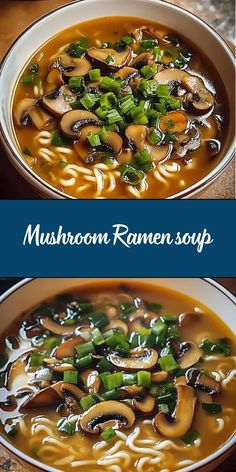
<box><xmin>0</xmin><ymin>0</ymin><xmax>235</xmax><ymax>199</ymax></box>
<box><xmin>0</xmin><ymin>277</ymin><xmax>235</xmax><ymax>471</ymax></box>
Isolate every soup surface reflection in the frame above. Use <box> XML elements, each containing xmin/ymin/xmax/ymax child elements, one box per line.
<box><xmin>0</xmin><ymin>283</ymin><xmax>235</xmax><ymax>472</ymax></box>
<box><xmin>13</xmin><ymin>17</ymin><xmax>227</xmax><ymax>199</ymax></box>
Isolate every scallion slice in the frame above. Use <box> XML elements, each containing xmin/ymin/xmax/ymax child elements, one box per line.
<box><xmin>158</xmin><ymin>354</ymin><xmax>178</xmax><ymax>372</ymax></box>
<box><xmin>63</xmin><ymin>370</ymin><xmax>78</xmax><ymax>384</ymax></box>
<box><xmin>75</xmin><ymin>341</ymin><xmax>95</xmax><ymax>359</ymax></box>
<box><xmin>101</xmin><ymin>427</ymin><xmax>117</xmax><ymax>442</ymax></box>
<box><xmin>202</xmin><ymin>403</ymin><xmax>222</xmax><ymax>414</ymax></box>
<box><xmin>89</xmin><ymin>69</ymin><xmax>101</xmax><ymax>81</ymax></box>
<box><xmin>137</xmin><ymin>370</ymin><xmax>151</xmax><ymax>387</ymax></box>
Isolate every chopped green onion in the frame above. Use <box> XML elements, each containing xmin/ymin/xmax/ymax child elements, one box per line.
<box><xmin>87</xmin><ymin>132</ymin><xmax>101</xmax><ymax>147</ymax></box>
<box><xmin>140</xmin><ymin>64</ymin><xmax>157</xmax><ymax>79</ymax></box>
<box><xmin>107</xmin><ymin>108</ymin><xmax>123</xmax><ymax>123</ymax></box>
<box><xmin>89</xmin><ymin>69</ymin><xmax>101</xmax><ymax>81</ymax></box>
<box><xmin>202</xmin><ymin>403</ymin><xmax>222</xmax><ymax>414</ymax></box>
<box><xmin>153</xmin><ymin>46</ymin><xmax>161</xmax><ymax>62</ymax></box>
<box><xmin>102</xmin><ymin>389</ymin><xmax>119</xmax><ymax>400</ymax></box>
<box><xmin>158</xmin><ymin>354</ymin><xmax>178</xmax><ymax>372</ymax></box>
<box><xmin>100</xmin><ymin>92</ymin><xmax>117</xmax><ymax>109</ymax></box>
<box><xmin>122</xmin><ymin>372</ymin><xmax>137</xmax><ymax>385</ymax></box>
<box><xmin>121</xmin><ymin>36</ymin><xmax>133</xmax><ymax>45</ymax></box>
<box><xmin>58</xmin><ymin>160</ymin><xmax>67</xmax><ymax>168</ymax></box>
<box><xmin>146</xmin><ymin>302</ymin><xmax>162</xmax><ymax>313</ymax></box>
<box><xmin>100</xmin><ymin>77</ymin><xmax>122</xmax><ymax>93</ymax></box>
<box><xmin>157</xmin><ymin>84</ymin><xmax>170</xmax><ymax>98</ymax></box>
<box><xmin>80</xmin><ymin>93</ymin><xmax>99</xmax><ymax>110</ymax></box>
<box><xmin>148</xmin><ymin>130</ymin><xmax>161</xmax><ymax>145</ymax></box>
<box><xmin>22</xmin><ymin>146</ymin><xmax>32</xmax><ymax>156</ymax></box>
<box><xmin>99</xmin><ymin>127</ymin><xmax>108</xmax><ymax>142</ymax></box>
<box><xmin>105</xmin><ymin>54</ymin><xmax>115</xmax><ymax>64</ymax></box>
<box><xmin>30</xmin><ymin>352</ymin><xmax>44</xmax><ymax>368</ymax></box>
<box><xmin>158</xmin><ymin>403</ymin><xmax>169</xmax><ymax>413</ymax></box>
<box><xmin>120</xmin><ymin>163</ymin><xmax>144</xmax><ymax>186</ymax></box>
<box><xmin>161</xmin><ymin>314</ymin><xmax>176</xmax><ymax>324</ymax></box>
<box><xmin>120</xmin><ymin>302</ymin><xmax>136</xmax><ymax>318</ymax></box>
<box><xmin>165</xmin><ymin>133</ymin><xmax>177</xmax><ymax>143</ymax></box>
<box><xmin>135</xmin><ymin>149</ymin><xmax>153</xmax><ymax>173</ymax></box>
<box><xmin>174</xmin><ymin>57</ymin><xmax>186</xmax><ymax>69</ymax></box>
<box><xmin>76</xmin><ymin>353</ymin><xmax>94</xmax><ymax>369</ymax></box>
<box><xmin>75</xmin><ymin>341</ymin><xmax>95</xmax><ymax>359</ymax></box>
<box><xmin>21</xmin><ymin>75</ymin><xmax>35</xmax><ymax>85</ymax></box>
<box><xmin>103</xmin><ymin>372</ymin><xmax>123</xmax><ymax>390</ymax></box>
<box><xmin>51</xmin><ymin>130</ymin><xmax>65</xmax><ymax>147</ymax></box>
<box><xmin>199</xmin><ymin>338</ymin><xmax>231</xmax><ymax>356</ymax></box>
<box><xmin>92</xmin><ymin>328</ymin><xmax>105</xmax><ymax>346</ymax></box>
<box><xmin>97</xmin><ymin>357</ymin><xmax>114</xmax><ymax>372</ymax></box>
<box><xmin>69</xmin><ymin>77</ymin><xmax>83</xmax><ymax>89</ymax></box>
<box><xmin>141</xmin><ymin>39</ymin><xmax>157</xmax><ymax>50</ymax></box>
<box><xmin>137</xmin><ymin>370</ymin><xmax>151</xmax><ymax>387</ymax></box>
<box><xmin>89</xmin><ymin>311</ymin><xmax>109</xmax><ymax>329</ymax></box>
<box><xmin>101</xmin><ymin>427</ymin><xmax>117</xmax><ymax>442</ymax></box>
<box><xmin>29</xmin><ymin>63</ymin><xmax>39</xmax><ymax>74</ymax></box>
<box><xmin>63</xmin><ymin>370</ymin><xmax>78</xmax><ymax>384</ymax></box>
<box><xmin>119</xmin><ymin>96</ymin><xmax>135</xmax><ymax>114</ymax></box>
<box><xmin>139</xmin><ymin>79</ymin><xmax>158</xmax><ymax>98</ymax></box>
<box><xmin>44</xmin><ymin>337</ymin><xmax>61</xmax><ymax>352</ymax></box>
<box><xmin>79</xmin><ymin>394</ymin><xmax>99</xmax><ymax>411</ymax></box>
<box><xmin>79</xmin><ymin>37</ymin><xmax>89</xmax><ymax>48</ymax></box>
<box><xmin>131</xmin><ymin>106</ymin><xmax>148</xmax><ymax>124</ymax></box>
<box><xmin>95</xmin><ymin>106</ymin><xmax>108</xmax><ymax>119</ymax></box>
<box><xmin>164</xmin><ymin>49</ymin><xmax>174</xmax><ymax>58</ymax></box>
<box><xmin>66</xmin><ymin>42</ymin><xmax>86</xmax><ymax>58</ymax></box>
<box><xmin>182</xmin><ymin>429</ymin><xmax>200</xmax><ymax>445</ymax></box>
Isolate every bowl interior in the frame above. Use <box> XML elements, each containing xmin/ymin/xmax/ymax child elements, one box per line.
<box><xmin>0</xmin><ymin>0</ymin><xmax>235</xmax><ymax>198</ymax></box>
<box><xmin>0</xmin><ymin>277</ymin><xmax>235</xmax><ymax>472</ymax></box>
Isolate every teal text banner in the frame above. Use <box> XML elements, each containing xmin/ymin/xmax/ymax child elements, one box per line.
<box><xmin>0</xmin><ymin>200</ymin><xmax>234</xmax><ymax>277</ymax></box>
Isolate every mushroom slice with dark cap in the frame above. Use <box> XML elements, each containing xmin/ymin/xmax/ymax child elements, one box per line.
<box><xmin>151</xmin><ymin>371</ymin><xmax>168</xmax><ymax>383</ymax></box>
<box><xmin>14</xmin><ymin>99</ymin><xmax>54</xmax><ymax>130</ymax></box>
<box><xmin>205</xmin><ymin>139</ymin><xmax>221</xmax><ymax>157</ymax></box>
<box><xmin>87</xmin><ymin>47</ymin><xmax>131</xmax><ymax>71</ymax></box>
<box><xmin>61</xmin><ymin>382</ymin><xmax>85</xmax><ymax>400</ymax></box>
<box><xmin>74</xmin><ymin>125</ymin><xmax>122</xmax><ymax>162</ymax></box>
<box><xmin>159</xmin><ymin>111</ymin><xmax>189</xmax><ymax>134</ymax></box>
<box><xmin>172</xmin><ymin>127</ymin><xmax>201</xmax><ymax>159</ymax></box>
<box><xmin>131</xmin><ymin>52</ymin><xmax>153</xmax><ymax>70</ymax></box>
<box><xmin>40</xmin><ymin>316</ymin><xmax>79</xmax><ymax>336</ymax></box>
<box><xmin>43</xmin><ymin>359</ymin><xmax>77</xmax><ymax>372</ymax></box>
<box><xmin>177</xmin><ymin>341</ymin><xmax>202</xmax><ymax>369</ymax></box>
<box><xmin>182</xmin><ymin>75</ymin><xmax>214</xmax><ymax>114</ymax></box>
<box><xmin>19</xmin><ymin>381</ymin><xmax>64</xmax><ymax>411</ymax></box>
<box><xmin>105</xmin><ymin>320</ymin><xmax>128</xmax><ymax>335</ymax></box>
<box><xmin>115</xmin><ymin>67</ymin><xmax>139</xmax><ymax>85</ymax></box>
<box><xmin>141</xmin><ymin>29</ymin><xmax>170</xmax><ymax>45</ymax></box>
<box><xmin>117</xmin><ymin>385</ymin><xmax>143</xmax><ymax>399</ymax></box>
<box><xmin>154</xmin><ymin>384</ymin><xmax>196</xmax><ymax>438</ymax></box>
<box><xmin>186</xmin><ymin>368</ymin><xmax>221</xmax><ymax>395</ymax></box>
<box><xmin>108</xmin><ymin>347</ymin><xmax>158</xmax><ymax>371</ymax></box>
<box><xmin>55</xmin><ymin>336</ymin><xmax>84</xmax><ymax>359</ymax></box>
<box><xmin>42</xmin><ymin>85</ymin><xmax>76</xmax><ymax>117</ymax></box>
<box><xmin>154</xmin><ymin>68</ymin><xmax>189</xmax><ymax>84</ymax></box>
<box><xmin>75</xmin><ymin>325</ymin><xmax>93</xmax><ymax>341</ymax></box>
<box><xmin>79</xmin><ymin>400</ymin><xmax>135</xmax><ymax>434</ymax></box>
<box><xmin>45</xmin><ymin>68</ymin><xmax>64</xmax><ymax>94</ymax></box>
<box><xmin>133</xmin><ymin>395</ymin><xmax>155</xmax><ymax>414</ymax></box>
<box><xmin>179</xmin><ymin>311</ymin><xmax>200</xmax><ymax>326</ymax></box>
<box><xmin>60</xmin><ymin>110</ymin><xmax>99</xmax><ymax>139</ymax></box>
<box><xmin>125</xmin><ymin>124</ymin><xmax>170</xmax><ymax>162</ymax></box>
<box><xmin>57</xmin><ymin>54</ymin><xmax>91</xmax><ymax>78</ymax></box>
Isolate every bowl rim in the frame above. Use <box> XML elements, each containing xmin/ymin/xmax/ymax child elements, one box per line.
<box><xmin>0</xmin><ymin>0</ymin><xmax>235</xmax><ymax>200</ymax></box>
<box><xmin>0</xmin><ymin>276</ymin><xmax>235</xmax><ymax>472</ymax></box>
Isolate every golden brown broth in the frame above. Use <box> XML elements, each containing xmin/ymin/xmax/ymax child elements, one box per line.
<box><xmin>12</xmin><ymin>17</ymin><xmax>228</xmax><ymax>199</ymax></box>
<box><xmin>0</xmin><ymin>282</ymin><xmax>235</xmax><ymax>472</ymax></box>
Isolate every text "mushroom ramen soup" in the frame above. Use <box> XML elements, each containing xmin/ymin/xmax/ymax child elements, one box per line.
<box><xmin>0</xmin><ymin>282</ymin><xmax>235</xmax><ymax>472</ymax></box>
<box><xmin>13</xmin><ymin>17</ymin><xmax>228</xmax><ymax>199</ymax></box>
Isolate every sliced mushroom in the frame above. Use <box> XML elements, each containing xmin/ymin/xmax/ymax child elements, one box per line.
<box><xmin>87</xmin><ymin>47</ymin><xmax>131</xmax><ymax>71</ymax></box>
<box><xmin>182</xmin><ymin>75</ymin><xmax>214</xmax><ymax>114</ymax></box>
<box><xmin>58</xmin><ymin>54</ymin><xmax>91</xmax><ymax>77</ymax></box>
<box><xmin>115</xmin><ymin>67</ymin><xmax>139</xmax><ymax>84</ymax></box>
<box><xmin>154</xmin><ymin>68</ymin><xmax>188</xmax><ymax>84</ymax></box>
<box><xmin>151</xmin><ymin>371</ymin><xmax>168</xmax><ymax>383</ymax></box>
<box><xmin>108</xmin><ymin>347</ymin><xmax>158</xmax><ymax>371</ymax></box>
<box><xmin>178</xmin><ymin>341</ymin><xmax>202</xmax><ymax>369</ymax></box>
<box><xmin>79</xmin><ymin>400</ymin><xmax>135</xmax><ymax>434</ymax></box>
<box><xmin>142</xmin><ymin>29</ymin><xmax>170</xmax><ymax>45</ymax></box>
<box><xmin>178</xmin><ymin>311</ymin><xmax>200</xmax><ymax>326</ymax></box>
<box><xmin>20</xmin><ymin>381</ymin><xmax>64</xmax><ymax>411</ymax></box>
<box><xmin>125</xmin><ymin>124</ymin><xmax>170</xmax><ymax>162</ymax></box>
<box><xmin>14</xmin><ymin>98</ymin><xmax>54</xmax><ymax>130</ymax></box>
<box><xmin>61</xmin><ymin>382</ymin><xmax>85</xmax><ymax>400</ymax></box>
<box><xmin>197</xmin><ymin>390</ymin><xmax>213</xmax><ymax>404</ymax></box>
<box><xmin>105</xmin><ymin>320</ymin><xmax>128</xmax><ymax>335</ymax></box>
<box><xmin>117</xmin><ymin>385</ymin><xmax>143</xmax><ymax>399</ymax></box>
<box><xmin>45</xmin><ymin>68</ymin><xmax>64</xmax><ymax>94</ymax></box>
<box><xmin>133</xmin><ymin>395</ymin><xmax>155</xmax><ymax>414</ymax></box>
<box><xmin>74</xmin><ymin>125</ymin><xmax>122</xmax><ymax>162</ymax></box>
<box><xmin>159</xmin><ymin>111</ymin><xmax>188</xmax><ymax>134</ymax></box>
<box><xmin>205</xmin><ymin>139</ymin><xmax>221</xmax><ymax>157</ymax></box>
<box><xmin>131</xmin><ymin>52</ymin><xmax>153</xmax><ymax>70</ymax></box>
<box><xmin>154</xmin><ymin>384</ymin><xmax>196</xmax><ymax>438</ymax></box>
<box><xmin>42</xmin><ymin>85</ymin><xmax>76</xmax><ymax>117</ymax></box>
<box><xmin>43</xmin><ymin>359</ymin><xmax>77</xmax><ymax>372</ymax></box>
<box><xmin>0</xmin><ymin>395</ymin><xmax>17</xmax><ymax>412</ymax></box>
<box><xmin>55</xmin><ymin>336</ymin><xmax>84</xmax><ymax>359</ymax></box>
<box><xmin>40</xmin><ymin>317</ymin><xmax>78</xmax><ymax>336</ymax></box>
<box><xmin>80</xmin><ymin>369</ymin><xmax>100</xmax><ymax>394</ymax></box>
<box><xmin>186</xmin><ymin>368</ymin><xmax>221</xmax><ymax>395</ymax></box>
<box><xmin>60</xmin><ymin>109</ymin><xmax>99</xmax><ymax>138</ymax></box>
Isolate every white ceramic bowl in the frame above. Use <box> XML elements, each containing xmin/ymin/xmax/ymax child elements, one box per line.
<box><xmin>0</xmin><ymin>0</ymin><xmax>235</xmax><ymax>199</ymax></box>
<box><xmin>0</xmin><ymin>277</ymin><xmax>235</xmax><ymax>472</ymax></box>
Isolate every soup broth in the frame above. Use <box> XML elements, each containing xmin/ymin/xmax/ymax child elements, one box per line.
<box><xmin>0</xmin><ymin>282</ymin><xmax>235</xmax><ymax>472</ymax></box>
<box><xmin>13</xmin><ymin>17</ymin><xmax>228</xmax><ymax>199</ymax></box>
